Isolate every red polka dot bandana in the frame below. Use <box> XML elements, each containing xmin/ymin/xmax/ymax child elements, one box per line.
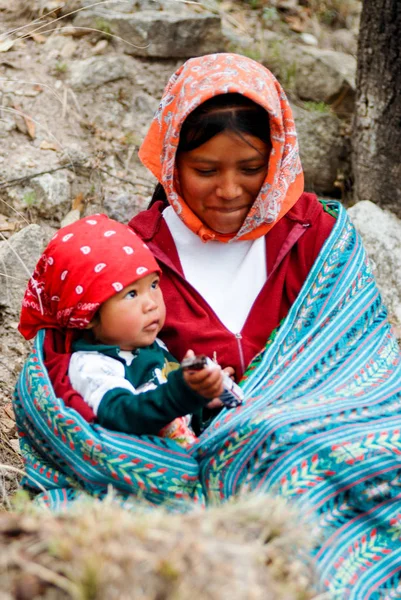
<box><xmin>19</xmin><ymin>214</ymin><xmax>161</xmax><ymax>340</ymax></box>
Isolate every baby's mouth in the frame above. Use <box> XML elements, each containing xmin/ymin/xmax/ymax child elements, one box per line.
<box><xmin>144</xmin><ymin>319</ymin><xmax>159</xmax><ymax>331</ymax></box>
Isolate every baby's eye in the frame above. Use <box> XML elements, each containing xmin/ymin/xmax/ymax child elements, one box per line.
<box><xmin>151</xmin><ymin>279</ymin><xmax>160</xmax><ymax>289</ymax></box>
<box><xmin>125</xmin><ymin>290</ymin><xmax>137</xmax><ymax>299</ymax></box>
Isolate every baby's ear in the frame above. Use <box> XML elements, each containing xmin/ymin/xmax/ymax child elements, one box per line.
<box><xmin>86</xmin><ymin>312</ymin><xmax>100</xmax><ymax>329</ymax></box>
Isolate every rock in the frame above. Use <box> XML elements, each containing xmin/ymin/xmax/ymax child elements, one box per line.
<box><xmin>104</xmin><ymin>192</ymin><xmax>149</xmax><ymax>222</ymax></box>
<box><xmin>31</xmin><ymin>171</ymin><xmax>71</xmax><ymax>220</ymax></box>
<box><xmin>59</xmin><ymin>144</ymin><xmax>88</xmax><ymax>167</ymax></box>
<box><xmin>347</xmin><ymin>201</ymin><xmax>401</xmax><ymax>326</ymax></box>
<box><xmin>327</xmin><ymin>28</ymin><xmax>358</xmax><ymax>56</ymax></box>
<box><xmin>300</xmin><ymin>33</ymin><xmax>318</xmax><ymax>47</ymax></box>
<box><xmin>60</xmin><ymin>208</ymin><xmax>81</xmax><ymax>228</ymax></box>
<box><xmin>73</xmin><ymin>7</ymin><xmax>223</xmax><ymax>58</ymax></box>
<box><xmin>0</xmin><ymin>112</ymin><xmax>16</xmax><ymax>136</ymax></box>
<box><xmin>292</xmin><ymin>104</ymin><xmax>344</xmax><ymax>195</ymax></box>
<box><xmin>262</xmin><ymin>32</ymin><xmax>356</xmax><ymax>116</ymax></box>
<box><xmin>43</xmin><ymin>35</ymin><xmax>78</xmax><ymax>60</ymax></box>
<box><xmin>0</xmin><ymin>224</ymin><xmax>45</xmax><ymax>308</ymax></box>
<box><xmin>68</xmin><ymin>55</ymin><xmax>131</xmax><ymax>89</ymax></box>
<box><xmin>132</xmin><ymin>93</ymin><xmax>159</xmax><ymax>117</ymax></box>
<box><xmin>0</xmin><ymin>171</ymin><xmax>71</xmax><ymax>222</ymax></box>
<box><xmin>79</xmin><ymin>0</ymin><xmax>161</xmax><ymax>10</ymax></box>
<box><xmin>91</xmin><ymin>39</ymin><xmax>109</xmax><ymax>55</ymax></box>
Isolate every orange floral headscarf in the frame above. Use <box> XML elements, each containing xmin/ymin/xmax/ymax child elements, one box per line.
<box><xmin>139</xmin><ymin>52</ymin><xmax>304</xmax><ymax>242</ymax></box>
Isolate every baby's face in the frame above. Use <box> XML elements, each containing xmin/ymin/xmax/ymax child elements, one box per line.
<box><xmin>90</xmin><ymin>272</ymin><xmax>166</xmax><ymax>350</ymax></box>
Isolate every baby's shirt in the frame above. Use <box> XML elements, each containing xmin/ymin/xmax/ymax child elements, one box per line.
<box><xmin>68</xmin><ymin>337</ymin><xmax>208</xmax><ymax>439</ymax></box>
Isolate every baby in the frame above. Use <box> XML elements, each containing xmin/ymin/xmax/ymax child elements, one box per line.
<box><xmin>18</xmin><ymin>214</ymin><xmax>225</xmax><ymax>446</ymax></box>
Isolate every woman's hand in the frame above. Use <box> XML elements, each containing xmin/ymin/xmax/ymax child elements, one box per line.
<box><xmin>222</xmin><ymin>366</ymin><xmax>235</xmax><ymax>380</ymax></box>
<box><xmin>205</xmin><ymin>366</ymin><xmax>235</xmax><ymax>409</ymax></box>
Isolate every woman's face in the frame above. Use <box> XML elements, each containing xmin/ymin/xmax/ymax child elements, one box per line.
<box><xmin>176</xmin><ymin>131</ymin><xmax>270</xmax><ymax>234</ymax></box>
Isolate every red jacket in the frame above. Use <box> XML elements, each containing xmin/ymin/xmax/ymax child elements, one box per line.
<box><xmin>129</xmin><ymin>193</ymin><xmax>335</xmax><ymax>382</ymax></box>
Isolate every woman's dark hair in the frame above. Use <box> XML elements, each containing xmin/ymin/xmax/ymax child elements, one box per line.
<box><xmin>149</xmin><ymin>93</ymin><xmax>271</xmax><ymax>207</ymax></box>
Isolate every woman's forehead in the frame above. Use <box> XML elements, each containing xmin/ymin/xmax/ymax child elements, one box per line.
<box><xmin>179</xmin><ymin>131</ymin><xmax>271</xmax><ymax>161</ymax></box>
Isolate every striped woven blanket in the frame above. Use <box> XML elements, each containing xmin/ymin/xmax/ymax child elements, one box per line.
<box><xmin>14</xmin><ymin>201</ymin><xmax>401</xmax><ymax>598</ymax></box>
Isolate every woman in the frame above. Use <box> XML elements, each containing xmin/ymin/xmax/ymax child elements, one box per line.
<box><xmin>16</xmin><ymin>53</ymin><xmax>401</xmax><ymax>598</ymax></box>
<box><xmin>130</xmin><ymin>53</ymin><xmax>401</xmax><ymax>598</ymax></box>
<box><xmin>129</xmin><ymin>53</ymin><xmax>335</xmax><ymax>383</ymax></box>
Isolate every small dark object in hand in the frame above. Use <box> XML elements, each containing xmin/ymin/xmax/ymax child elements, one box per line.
<box><xmin>181</xmin><ymin>355</ymin><xmax>244</xmax><ymax>409</ymax></box>
<box><xmin>181</xmin><ymin>354</ymin><xmax>208</xmax><ymax>371</ymax></box>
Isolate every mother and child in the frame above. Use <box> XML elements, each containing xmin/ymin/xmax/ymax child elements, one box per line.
<box><xmin>19</xmin><ymin>52</ymin><xmax>334</xmax><ymax>438</ymax></box>
<box><xmin>16</xmin><ymin>53</ymin><xmax>401</xmax><ymax>598</ymax></box>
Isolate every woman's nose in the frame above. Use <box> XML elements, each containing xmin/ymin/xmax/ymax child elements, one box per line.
<box><xmin>216</xmin><ymin>174</ymin><xmax>241</xmax><ymax>200</ymax></box>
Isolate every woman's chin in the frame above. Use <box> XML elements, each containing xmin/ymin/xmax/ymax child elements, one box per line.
<box><xmin>205</xmin><ymin>214</ymin><xmax>246</xmax><ymax>235</ymax></box>
<box><xmin>203</xmin><ymin>205</ymin><xmax>252</xmax><ymax>235</ymax></box>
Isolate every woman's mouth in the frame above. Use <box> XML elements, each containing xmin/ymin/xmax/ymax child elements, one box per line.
<box><xmin>207</xmin><ymin>205</ymin><xmax>249</xmax><ymax>214</ymax></box>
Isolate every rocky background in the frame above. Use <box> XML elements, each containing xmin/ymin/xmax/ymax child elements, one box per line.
<box><xmin>0</xmin><ymin>0</ymin><xmax>400</xmax><ymax>503</ymax></box>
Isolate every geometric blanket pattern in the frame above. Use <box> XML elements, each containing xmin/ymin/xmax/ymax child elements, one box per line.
<box><xmin>14</xmin><ymin>201</ymin><xmax>401</xmax><ymax>598</ymax></box>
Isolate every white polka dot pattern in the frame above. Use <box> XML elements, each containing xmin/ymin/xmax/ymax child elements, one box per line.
<box><xmin>19</xmin><ymin>213</ymin><xmax>161</xmax><ymax>338</ymax></box>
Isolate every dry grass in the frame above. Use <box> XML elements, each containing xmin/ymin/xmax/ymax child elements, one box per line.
<box><xmin>0</xmin><ymin>492</ymin><xmax>324</xmax><ymax>600</ymax></box>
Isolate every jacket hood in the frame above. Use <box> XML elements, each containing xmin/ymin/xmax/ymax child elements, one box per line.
<box><xmin>139</xmin><ymin>52</ymin><xmax>304</xmax><ymax>242</ymax></box>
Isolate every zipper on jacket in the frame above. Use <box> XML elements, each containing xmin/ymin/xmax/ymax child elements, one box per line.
<box><xmin>235</xmin><ymin>332</ymin><xmax>246</xmax><ymax>374</ymax></box>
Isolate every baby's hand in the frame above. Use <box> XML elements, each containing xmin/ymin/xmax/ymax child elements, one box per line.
<box><xmin>182</xmin><ymin>350</ymin><xmax>224</xmax><ymax>400</ymax></box>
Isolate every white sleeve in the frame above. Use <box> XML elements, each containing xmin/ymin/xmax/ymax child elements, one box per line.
<box><xmin>68</xmin><ymin>351</ymin><xmax>138</xmax><ymax>415</ymax></box>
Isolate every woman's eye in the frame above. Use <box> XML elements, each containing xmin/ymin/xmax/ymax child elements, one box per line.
<box><xmin>195</xmin><ymin>168</ymin><xmax>216</xmax><ymax>176</ymax></box>
<box><xmin>243</xmin><ymin>165</ymin><xmax>265</xmax><ymax>174</ymax></box>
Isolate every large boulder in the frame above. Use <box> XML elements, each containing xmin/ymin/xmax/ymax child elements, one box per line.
<box><xmin>262</xmin><ymin>32</ymin><xmax>356</xmax><ymax>116</ymax></box>
<box><xmin>292</xmin><ymin>104</ymin><xmax>344</xmax><ymax>195</ymax></box>
<box><xmin>73</xmin><ymin>5</ymin><xmax>223</xmax><ymax>58</ymax></box>
<box><xmin>347</xmin><ymin>201</ymin><xmax>401</xmax><ymax>326</ymax></box>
